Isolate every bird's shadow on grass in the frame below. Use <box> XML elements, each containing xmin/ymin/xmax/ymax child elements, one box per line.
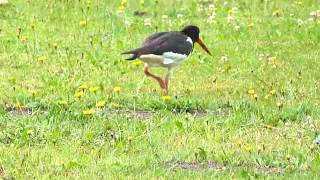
<box><xmin>164</xmin><ymin>160</ymin><xmax>285</xmax><ymax>175</ymax></box>
<box><xmin>2</xmin><ymin>101</ymin><xmax>233</xmax><ymax>120</ymax></box>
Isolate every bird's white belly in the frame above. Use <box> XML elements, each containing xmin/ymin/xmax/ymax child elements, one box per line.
<box><xmin>139</xmin><ymin>52</ymin><xmax>188</xmax><ymax>68</ymax></box>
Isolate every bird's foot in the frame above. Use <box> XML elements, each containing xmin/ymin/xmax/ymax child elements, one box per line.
<box><xmin>159</xmin><ymin>79</ymin><xmax>168</xmax><ymax>94</ymax></box>
<box><xmin>159</xmin><ymin>79</ymin><xmax>166</xmax><ymax>89</ymax></box>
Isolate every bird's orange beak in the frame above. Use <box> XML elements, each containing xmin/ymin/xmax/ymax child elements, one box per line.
<box><xmin>197</xmin><ymin>38</ymin><xmax>212</xmax><ymax>56</ymax></box>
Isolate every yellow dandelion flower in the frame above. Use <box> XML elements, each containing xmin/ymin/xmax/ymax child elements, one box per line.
<box><xmin>118</xmin><ymin>0</ymin><xmax>127</xmax><ymax>13</ymax></box>
<box><xmin>244</xmin><ymin>145</ymin><xmax>253</xmax><ymax>152</ymax></box>
<box><xmin>89</xmin><ymin>86</ymin><xmax>99</xmax><ymax>93</ymax></box>
<box><xmin>128</xmin><ymin>136</ymin><xmax>134</xmax><ymax>141</ymax></box>
<box><xmin>58</xmin><ymin>100</ymin><xmax>68</xmax><ymax>105</ymax></box>
<box><xmin>79</xmin><ymin>84</ymin><xmax>88</xmax><ymax>90</ymax></box>
<box><xmin>96</xmin><ymin>100</ymin><xmax>106</xmax><ymax>108</ymax></box>
<box><xmin>272</xmin><ymin>9</ymin><xmax>282</xmax><ymax>16</ymax></box>
<box><xmin>247</xmin><ymin>21</ymin><xmax>254</xmax><ymax>28</ymax></box>
<box><xmin>247</xmin><ymin>89</ymin><xmax>255</xmax><ymax>95</ymax></box>
<box><xmin>120</xmin><ymin>0</ymin><xmax>127</xmax><ymax>5</ymax></box>
<box><xmin>20</xmin><ymin>36</ymin><xmax>28</xmax><ymax>42</ymax></box>
<box><xmin>113</xmin><ymin>86</ymin><xmax>121</xmax><ymax>93</ymax></box>
<box><xmin>264</xmin><ymin>124</ymin><xmax>275</xmax><ymax>130</ymax></box>
<box><xmin>74</xmin><ymin>91</ymin><xmax>84</xmax><ymax>98</ymax></box>
<box><xmin>31</xmin><ymin>22</ymin><xmax>36</xmax><ymax>29</ymax></box>
<box><xmin>86</xmin><ymin>0</ymin><xmax>92</xmax><ymax>6</ymax></box>
<box><xmin>37</xmin><ymin>56</ymin><xmax>46</xmax><ymax>63</ymax></box>
<box><xmin>269</xmin><ymin>89</ymin><xmax>276</xmax><ymax>95</ymax></box>
<box><xmin>112</xmin><ymin>102</ymin><xmax>120</xmax><ymax>108</ymax></box>
<box><xmin>234</xmin><ymin>139</ymin><xmax>242</xmax><ymax>146</ymax></box>
<box><xmin>309</xmin><ymin>144</ymin><xmax>315</xmax><ymax>150</ymax></box>
<box><xmin>276</xmin><ymin>101</ymin><xmax>283</xmax><ymax>108</ymax></box>
<box><xmin>132</xmin><ymin>60</ymin><xmax>142</xmax><ymax>66</ymax></box>
<box><xmin>161</xmin><ymin>95</ymin><xmax>171</xmax><ymax>101</ymax></box>
<box><xmin>139</xmin><ymin>0</ymin><xmax>144</xmax><ymax>6</ymax></box>
<box><xmin>79</xmin><ymin>20</ymin><xmax>87</xmax><ymax>27</ymax></box>
<box><xmin>118</xmin><ymin>5</ymin><xmax>125</xmax><ymax>13</ymax></box>
<box><xmin>27</xmin><ymin>129</ymin><xmax>33</xmax><ymax>135</ymax></box>
<box><xmin>269</xmin><ymin>56</ymin><xmax>277</xmax><ymax>65</ymax></box>
<box><xmin>83</xmin><ymin>109</ymin><xmax>95</xmax><ymax>115</ymax></box>
<box><xmin>30</xmin><ymin>89</ymin><xmax>37</xmax><ymax>96</ymax></box>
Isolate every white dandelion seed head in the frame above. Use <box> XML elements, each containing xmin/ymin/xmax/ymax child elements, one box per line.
<box><xmin>161</xmin><ymin>15</ymin><xmax>168</xmax><ymax>22</ymax></box>
<box><xmin>0</xmin><ymin>0</ymin><xmax>8</xmax><ymax>4</ymax></box>
<box><xmin>144</xmin><ymin>18</ymin><xmax>151</xmax><ymax>26</ymax></box>
<box><xmin>209</xmin><ymin>4</ymin><xmax>216</xmax><ymax>11</ymax></box>
<box><xmin>177</xmin><ymin>14</ymin><xmax>183</xmax><ymax>18</ymax></box>
<box><xmin>220</xmin><ymin>55</ymin><xmax>228</xmax><ymax>62</ymax></box>
<box><xmin>297</xmin><ymin>19</ymin><xmax>304</xmax><ymax>26</ymax></box>
<box><xmin>227</xmin><ymin>15</ymin><xmax>236</xmax><ymax>23</ymax></box>
<box><xmin>234</xmin><ymin>25</ymin><xmax>241</xmax><ymax>31</ymax></box>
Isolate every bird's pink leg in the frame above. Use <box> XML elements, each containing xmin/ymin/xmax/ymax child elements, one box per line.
<box><xmin>144</xmin><ymin>65</ymin><xmax>166</xmax><ymax>89</ymax></box>
<box><xmin>164</xmin><ymin>69</ymin><xmax>173</xmax><ymax>93</ymax></box>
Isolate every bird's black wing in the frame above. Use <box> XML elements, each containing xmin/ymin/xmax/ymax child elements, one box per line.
<box><xmin>122</xmin><ymin>32</ymin><xmax>193</xmax><ymax>60</ymax></box>
<box><xmin>142</xmin><ymin>32</ymin><xmax>168</xmax><ymax>46</ymax></box>
<box><xmin>122</xmin><ymin>32</ymin><xmax>168</xmax><ymax>60</ymax></box>
<box><xmin>140</xmin><ymin>32</ymin><xmax>193</xmax><ymax>56</ymax></box>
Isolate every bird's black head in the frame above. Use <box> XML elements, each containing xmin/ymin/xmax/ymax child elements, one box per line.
<box><xmin>181</xmin><ymin>25</ymin><xmax>200</xmax><ymax>42</ymax></box>
<box><xmin>181</xmin><ymin>25</ymin><xmax>212</xmax><ymax>56</ymax></box>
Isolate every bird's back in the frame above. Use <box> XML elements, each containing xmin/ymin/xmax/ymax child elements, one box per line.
<box><xmin>141</xmin><ymin>32</ymin><xmax>193</xmax><ymax>56</ymax></box>
<box><xmin>122</xmin><ymin>31</ymin><xmax>193</xmax><ymax>60</ymax></box>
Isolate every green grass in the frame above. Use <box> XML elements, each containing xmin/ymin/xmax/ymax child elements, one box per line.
<box><xmin>1</xmin><ymin>0</ymin><xmax>320</xmax><ymax>179</ymax></box>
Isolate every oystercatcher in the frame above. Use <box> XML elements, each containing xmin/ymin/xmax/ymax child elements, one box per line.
<box><xmin>122</xmin><ymin>25</ymin><xmax>212</xmax><ymax>92</ymax></box>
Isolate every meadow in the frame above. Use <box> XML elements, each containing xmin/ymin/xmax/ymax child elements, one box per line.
<box><xmin>0</xmin><ymin>0</ymin><xmax>320</xmax><ymax>179</ymax></box>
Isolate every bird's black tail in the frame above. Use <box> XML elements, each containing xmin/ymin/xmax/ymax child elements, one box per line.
<box><xmin>122</xmin><ymin>49</ymin><xmax>139</xmax><ymax>60</ymax></box>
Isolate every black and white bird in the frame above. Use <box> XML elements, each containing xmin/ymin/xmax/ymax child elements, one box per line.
<box><xmin>122</xmin><ymin>25</ymin><xmax>212</xmax><ymax>92</ymax></box>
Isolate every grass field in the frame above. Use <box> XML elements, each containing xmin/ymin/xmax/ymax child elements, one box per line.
<box><xmin>0</xmin><ymin>0</ymin><xmax>320</xmax><ymax>179</ymax></box>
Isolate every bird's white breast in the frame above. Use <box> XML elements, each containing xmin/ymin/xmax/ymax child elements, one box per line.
<box><xmin>139</xmin><ymin>52</ymin><xmax>188</xmax><ymax>68</ymax></box>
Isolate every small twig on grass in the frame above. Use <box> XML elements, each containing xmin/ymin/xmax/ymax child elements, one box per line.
<box><xmin>135</xmin><ymin>117</ymin><xmax>168</xmax><ymax>142</ymax></box>
<box><xmin>136</xmin><ymin>76</ymin><xmax>146</xmax><ymax>94</ymax></box>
